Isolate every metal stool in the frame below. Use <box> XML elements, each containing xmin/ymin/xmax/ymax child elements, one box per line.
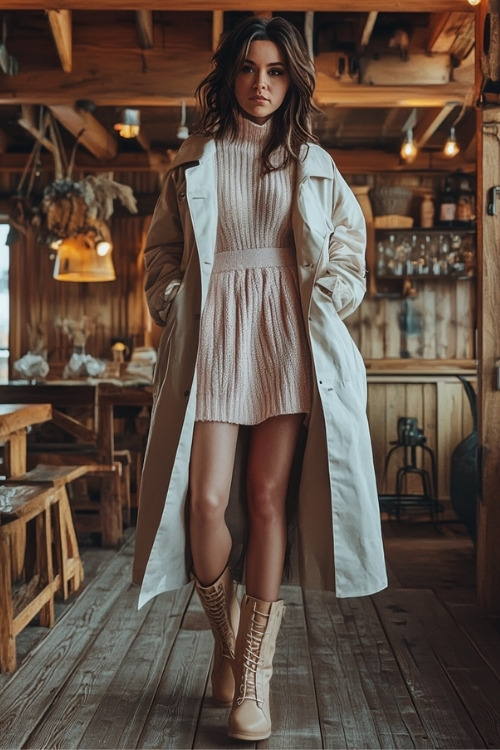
<box><xmin>379</xmin><ymin>417</ymin><xmax>442</xmax><ymax>522</ymax></box>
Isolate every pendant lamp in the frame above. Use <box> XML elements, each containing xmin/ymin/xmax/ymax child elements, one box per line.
<box><xmin>53</xmin><ymin>232</ymin><xmax>116</xmax><ymax>282</ymax></box>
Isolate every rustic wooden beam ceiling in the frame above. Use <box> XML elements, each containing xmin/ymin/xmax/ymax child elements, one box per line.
<box><xmin>1</xmin><ymin>1</ymin><xmax>476</xmax><ymax>10</ymax></box>
<box><xmin>0</xmin><ymin>5</ymin><xmax>478</xmax><ymax>174</ymax></box>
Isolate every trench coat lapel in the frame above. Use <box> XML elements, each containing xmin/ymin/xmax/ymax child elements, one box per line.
<box><xmin>176</xmin><ymin>138</ymin><xmax>217</xmax><ymax>295</ymax></box>
<box><xmin>293</xmin><ymin>147</ymin><xmax>335</xmax><ymax>320</ymax></box>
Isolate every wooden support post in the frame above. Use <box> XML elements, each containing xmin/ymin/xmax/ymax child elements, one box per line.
<box><xmin>477</xmin><ymin>106</ymin><xmax>500</xmax><ymax>615</ymax></box>
<box><xmin>3</xmin><ymin>429</ymin><xmax>27</xmax><ymax>478</ymax></box>
<box><xmin>476</xmin><ymin>0</ymin><xmax>500</xmax><ymax>615</ymax></box>
<box><xmin>0</xmin><ymin>534</ymin><xmax>16</xmax><ymax>672</ymax></box>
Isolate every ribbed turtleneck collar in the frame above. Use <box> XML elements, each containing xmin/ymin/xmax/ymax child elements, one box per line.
<box><xmin>236</xmin><ymin>114</ymin><xmax>272</xmax><ymax>144</ymax></box>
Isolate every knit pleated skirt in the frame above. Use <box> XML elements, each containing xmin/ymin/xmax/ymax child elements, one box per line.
<box><xmin>195</xmin><ymin>247</ymin><xmax>312</xmax><ymax>425</ymax></box>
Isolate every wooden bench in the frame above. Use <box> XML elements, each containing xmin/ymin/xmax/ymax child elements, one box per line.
<box><xmin>0</xmin><ymin>469</ymin><xmax>86</xmax><ymax>672</ymax></box>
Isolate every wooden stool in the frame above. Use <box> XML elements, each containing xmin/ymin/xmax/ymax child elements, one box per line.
<box><xmin>27</xmin><ymin>455</ymin><xmax>124</xmax><ymax>548</ymax></box>
<box><xmin>3</xmin><ymin>464</ymin><xmax>89</xmax><ymax>599</ymax></box>
<box><xmin>0</xmin><ymin>484</ymin><xmax>59</xmax><ymax>672</ymax></box>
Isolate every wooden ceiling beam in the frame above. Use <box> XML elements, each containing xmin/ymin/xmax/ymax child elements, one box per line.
<box><xmin>18</xmin><ymin>105</ymin><xmax>56</xmax><ymax>153</ymax></box>
<box><xmin>360</xmin><ymin>11</ymin><xmax>378</xmax><ymax>48</ymax></box>
<box><xmin>0</xmin><ymin>143</ymin><xmax>476</xmax><ymax>177</ymax></box>
<box><xmin>414</xmin><ymin>104</ymin><xmax>457</xmax><ymax>148</ymax></box>
<box><xmin>1</xmin><ymin>1</ymin><xmax>475</xmax><ymax>11</ymax></box>
<box><xmin>0</xmin><ymin>49</ymin><xmax>473</xmax><ymax>110</ymax></box>
<box><xmin>212</xmin><ymin>11</ymin><xmax>223</xmax><ymax>52</ymax></box>
<box><xmin>135</xmin><ymin>10</ymin><xmax>154</xmax><ymax>49</ymax></box>
<box><xmin>427</xmin><ymin>12</ymin><xmax>476</xmax><ymax>61</ymax></box>
<box><xmin>49</xmin><ymin>104</ymin><xmax>118</xmax><ymax>160</ymax></box>
<box><xmin>46</xmin><ymin>9</ymin><xmax>72</xmax><ymax>73</ymax></box>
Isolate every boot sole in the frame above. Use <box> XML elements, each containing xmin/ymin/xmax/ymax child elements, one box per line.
<box><xmin>228</xmin><ymin>728</ymin><xmax>271</xmax><ymax>741</ymax></box>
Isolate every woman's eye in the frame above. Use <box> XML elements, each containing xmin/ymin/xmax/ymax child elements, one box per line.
<box><xmin>241</xmin><ymin>65</ymin><xmax>254</xmax><ymax>73</ymax></box>
<box><xmin>269</xmin><ymin>68</ymin><xmax>284</xmax><ymax>76</ymax></box>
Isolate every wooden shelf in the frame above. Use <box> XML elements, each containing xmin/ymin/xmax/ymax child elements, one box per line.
<box><xmin>364</xmin><ymin>358</ymin><xmax>476</xmax><ymax>376</ymax></box>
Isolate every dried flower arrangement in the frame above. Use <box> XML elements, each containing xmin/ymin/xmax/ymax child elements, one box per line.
<box><xmin>40</xmin><ymin>172</ymin><xmax>137</xmax><ymax>249</ymax></box>
<box><xmin>7</xmin><ymin>109</ymin><xmax>137</xmax><ymax>247</ymax></box>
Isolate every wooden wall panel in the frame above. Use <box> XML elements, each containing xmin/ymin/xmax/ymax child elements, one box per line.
<box><xmin>347</xmin><ymin>280</ymin><xmax>476</xmax><ymax>361</ymax></box>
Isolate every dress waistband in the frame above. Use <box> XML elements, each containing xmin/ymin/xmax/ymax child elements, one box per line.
<box><xmin>212</xmin><ymin>247</ymin><xmax>295</xmax><ymax>271</ymax></box>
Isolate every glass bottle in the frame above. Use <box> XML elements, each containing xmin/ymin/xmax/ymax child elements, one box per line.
<box><xmin>420</xmin><ymin>193</ymin><xmax>435</xmax><ymax>228</ymax></box>
<box><xmin>438</xmin><ymin>177</ymin><xmax>457</xmax><ymax>227</ymax></box>
<box><xmin>456</xmin><ymin>175</ymin><xmax>474</xmax><ymax>226</ymax></box>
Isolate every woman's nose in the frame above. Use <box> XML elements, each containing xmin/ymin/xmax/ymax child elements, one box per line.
<box><xmin>254</xmin><ymin>73</ymin><xmax>268</xmax><ymax>90</ymax></box>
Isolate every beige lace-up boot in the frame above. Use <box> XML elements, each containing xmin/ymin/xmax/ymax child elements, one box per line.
<box><xmin>194</xmin><ymin>566</ymin><xmax>240</xmax><ymax>706</ymax></box>
<box><xmin>228</xmin><ymin>594</ymin><xmax>285</xmax><ymax>741</ymax></box>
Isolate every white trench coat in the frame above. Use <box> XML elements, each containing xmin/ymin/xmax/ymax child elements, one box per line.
<box><xmin>133</xmin><ymin>135</ymin><xmax>387</xmax><ymax>607</ymax></box>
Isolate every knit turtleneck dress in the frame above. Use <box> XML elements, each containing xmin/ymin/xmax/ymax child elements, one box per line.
<box><xmin>195</xmin><ymin>116</ymin><xmax>312</xmax><ymax>425</ymax></box>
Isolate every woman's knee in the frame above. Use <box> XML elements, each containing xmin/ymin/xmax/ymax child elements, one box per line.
<box><xmin>247</xmin><ymin>480</ymin><xmax>286</xmax><ymax>525</ymax></box>
<box><xmin>190</xmin><ymin>489</ymin><xmax>227</xmax><ymax>524</ymax></box>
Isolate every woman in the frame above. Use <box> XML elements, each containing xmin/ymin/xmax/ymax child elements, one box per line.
<box><xmin>133</xmin><ymin>15</ymin><xmax>387</xmax><ymax>741</ymax></box>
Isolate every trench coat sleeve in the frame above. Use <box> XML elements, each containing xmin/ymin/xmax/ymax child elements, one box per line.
<box><xmin>143</xmin><ymin>168</ymin><xmax>185</xmax><ymax>326</ymax></box>
<box><xmin>314</xmin><ymin>165</ymin><xmax>367</xmax><ymax>321</ymax></box>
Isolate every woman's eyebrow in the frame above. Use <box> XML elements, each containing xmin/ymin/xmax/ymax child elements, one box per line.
<box><xmin>243</xmin><ymin>57</ymin><xmax>285</xmax><ymax>67</ymax></box>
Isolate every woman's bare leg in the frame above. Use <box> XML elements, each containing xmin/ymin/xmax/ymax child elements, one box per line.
<box><xmin>189</xmin><ymin>421</ymin><xmax>240</xmax><ymax>586</ymax></box>
<box><xmin>245</xmin><ymin>414</ymin><xmax>304</xmax><ymax>602</ymax></box>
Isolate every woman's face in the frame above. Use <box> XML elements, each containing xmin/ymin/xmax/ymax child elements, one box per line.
<box><xmin>234</xmin><ymin>40</ymin><xmax>290</xmax><ymax>125</ymax></box>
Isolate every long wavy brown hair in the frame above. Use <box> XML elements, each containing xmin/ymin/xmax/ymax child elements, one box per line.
<box><xmin>194</xmin><ymin>16</ymin><xmax>321</xmax><ymax>173</ymax></box>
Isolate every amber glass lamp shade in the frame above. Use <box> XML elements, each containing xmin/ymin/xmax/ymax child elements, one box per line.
<box><xmin>53</xmin><ymin>233</ymin><xmax>116</xmax><ymax>282</ymax></box>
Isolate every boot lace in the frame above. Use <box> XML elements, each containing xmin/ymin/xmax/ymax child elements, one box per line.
<box><xmin>204</xmin><ymin>585</ymin><xmax>235</xmax><ymax>659</ymax></box>
<box><xmin>236</xmin><ymin>608</ymin><xmax>269</xmax><ymax>706</ymax></box>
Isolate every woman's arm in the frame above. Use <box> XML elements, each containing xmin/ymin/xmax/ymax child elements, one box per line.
<box><xmin>315</xmin><ymin>165</ymin><xmax>367</xmax><ymax>321</ymax></box>
<box><xmin>144</xmin><ymin>168</ymin><xmax>186</xmax><ymax>326</ymax></box>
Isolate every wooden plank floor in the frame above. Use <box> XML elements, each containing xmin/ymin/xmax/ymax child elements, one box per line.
<box><xmin>1</xmin><ymin>516</ymin><xmax>500</xmax><ymax>749</ymax></box>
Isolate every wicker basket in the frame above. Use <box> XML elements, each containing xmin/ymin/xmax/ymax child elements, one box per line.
<box><xmin>370</xmin><ymin>187</ymin><xmax>413</xmax><ymax>217</ymax></box>
<box><xmin>374</xmin><ymin>215</ymin><xmax>414</xmax><ymax>228</ymax></box>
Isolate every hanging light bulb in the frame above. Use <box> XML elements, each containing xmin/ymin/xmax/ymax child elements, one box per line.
<box><xmin>96</xmin><ymin>238</ymin><xmax>112</xmax><ymax>256</ymax></box>
<box><xmin>177</xmin><ymin>100</ymin><xmax>189</xmax><ymax>140</ymax></box>
<box><xmin>400</xmin><ymin>128</ymin><xmax>418</xmax><ymax>163</ymax></box>
<box><xmin>443</xmin><ymin>126</ymin><xmax>460</xmax><ymax>158</ymax></box>
<box><xmin>467</xmin><ymin>0</ymin><xmax>480</xmax><ymax>6</ymax></box>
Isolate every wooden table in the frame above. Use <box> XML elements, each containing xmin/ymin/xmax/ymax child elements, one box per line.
<box><xmin>0</xmin><ymin>403</ymin><xmax>52</xmax><ymax>478</ymax></box>
<box><xmin>0</xmin><ymin>383</ymin><xmax>152</xmax><ymax>465</ymax></box>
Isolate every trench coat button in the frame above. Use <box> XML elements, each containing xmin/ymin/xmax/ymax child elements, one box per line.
<box><xmin>183</xmin><ymin>390</ymin><xmax>190</xmax><ymax>397</ymax></box>
<box><xmin>194</xmin><ymin>313</ymin><xmax>200</xmax><ymax>320</ymax></box>
<box><xmin>178</xmin><ymin>191</ymin><xmax>186</xmax><ymax>199</ymax></box>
